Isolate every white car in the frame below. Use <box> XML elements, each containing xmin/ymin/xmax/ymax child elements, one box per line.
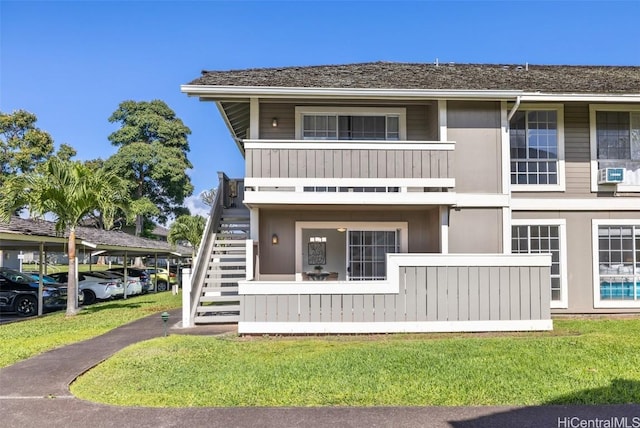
<box><xmin>49</xmin><ymin>272</ymin><xmax>124</xmax><ymax>305</ymax></box>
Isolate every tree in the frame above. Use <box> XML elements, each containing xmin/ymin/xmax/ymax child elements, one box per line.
<box><xmin>167</xmin><ymin>215</ymin><xmax>206</xmax><ymax>258</ymax></box>
<box><xmin>1</xmin><ymin>110</ymin><xmax>77</xmax><ymax>182</ymax></box>
<box><xmin>104</xmin><ymin>100</ymin><xmax>194</xmax><ymax>236</ymax></box>
<box><xmin>201</xmin><ymin>188</ymin><xmax>217</xmax><ymax>207</ymax></box>
<box><xmin>0</xmin><ymin>157</ymin><xmax>130</xmax><ymax>316</ymax></box>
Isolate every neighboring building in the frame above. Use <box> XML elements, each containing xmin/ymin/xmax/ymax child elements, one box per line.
<box><xmin>182</xmin><ymin>62</ymin><xmax>640</xmax><ymax>334</ymax></box>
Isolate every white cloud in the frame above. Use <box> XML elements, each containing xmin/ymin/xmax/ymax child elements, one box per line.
<box><xmin>183</xmin><ymin>192</ymin><xmax>211</xmax><ymax>219</ymax></box>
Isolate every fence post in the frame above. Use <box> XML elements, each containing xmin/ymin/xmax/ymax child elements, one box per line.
<box><xmin>181</xmin><ymin>267</ymin><xmax>192</xmax><ymax>328</ymax></box>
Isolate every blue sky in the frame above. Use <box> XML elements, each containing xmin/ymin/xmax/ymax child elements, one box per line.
<box><xmin>2</xmin><ymin>0</ymin><xmax>639</xmax><ymax>219</ymax></box>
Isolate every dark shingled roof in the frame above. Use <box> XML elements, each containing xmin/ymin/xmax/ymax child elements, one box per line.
<box><xmin>189</xmin><ymin>62</ymin><xmax>640</xmax><ymax>94</ymax></box>
<box><xmin>0</xmin><ymin>217</ymin><xmax>190</xmax><ymax>255</ymax></box>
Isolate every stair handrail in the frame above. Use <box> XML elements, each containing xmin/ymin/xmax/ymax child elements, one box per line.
<box><xmin>189</xmin><ymin>172</ymin><xmax>227</xmax><ymax>323</ymax></box>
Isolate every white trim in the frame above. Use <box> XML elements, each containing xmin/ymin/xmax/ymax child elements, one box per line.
<box><xmin>511</xmin><ymin>218</ymin><xmax>569</xmax><ymax>309</ymax></box>
<box><xmin>238</xmin><ymin>320</ymin><xmax>553</xmax><ymax>334</ymax></box>
<box><xmin>617</xmin><ymin>185</ymin><xmax>640</xmax><ymax>192</ymax></box>
<box><xmin>245</xmin><ymin>240</ymin><xmax>254</xmax><ymax>281</ymax></box>
<box><xmin>502</xmin><ymin>207</ymin><xmax>511</xmax><ymax>255</ymax></box>
<box><xmin>501</xmin><ymin>101</ymin><xmax>511</xmax><ymax>195</ymax></box>
<box><xmin>249</xmin><ymin>98</ymin><xmax>259</xmax><ymax>139</ymax></box>
<box><xmin>511</xmin><ymin>198</ymin><xmax>640</xmax><ymax>211</ymax></box>
<box><xmin>589</xmin><ymin>104</ymin><xmax>640</xmax><ymax>192</ymax></box>
<box><xmin>181</xmin><ymin>85</ymin><xmax>524</xmax><ymax>100</ymax></box>
<box><xmin>243</xmin><ymin>191</ymin><xmax>458</xmax><ymax>206</ymax></box>
<box><xmin>455</xmin><ymin>194</ymin><xmax>510</xmax><ymax>207</ymax></box>
<box><xmin>439</xmin><ymin>206</ymin><xmax>449</xmax><ymax>254</ymax></box>
<box><xmin>508</xmin><ymin>103</ymin><xmax>566</xmax><ymax>192</ymax></box>
<box><xmin>592</xmin><ymin>219</ymin><xmax>640</xmax><ymax>309</ymax></box>
<box><xmin>244</xmin><ymin>177</ymin><xmax>455</xmax><ymax>189</ymax></box>
<box><xmin>243</xmin><ymin>140</ymin><xmax>455</xmax><ymax>151</ymax></box>
<box><xmin>521</xmin><ymin>94</ymin><xmax>640</xmax><ymax>103</ymax></box>
<box><xmin>294</xmin><ymin>106</ymin><xmax>407</xmax><ymax>140</ymax></box>
<box><xmin>438</xmin><ymin>100</ymin><xmax>447</xmax><ymax>142</ymax></box>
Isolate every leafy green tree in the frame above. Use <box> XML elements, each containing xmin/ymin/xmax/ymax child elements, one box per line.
<box><xmin>0</xmin><ymin>157</ymin><xmax>130</xmax><ymax>316</ymax></box>
<box><xmin>168</xmin><ymin>214</ymin><xmax>206</xmax><ymax>258</ymax></box>
<box><xmin>1</xmin><ymin>110</ymin><xmax>58</xmax><ymax>181</ymax></box>
<box><xmin>105</xmin><ymin>100</ymin><xmax>194</xmax><ymax>236</ymax></box>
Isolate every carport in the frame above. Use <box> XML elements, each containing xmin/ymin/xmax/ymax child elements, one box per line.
<box><xmin>0</xmin><ymin>216</ymin><xmax>191</xmax><ymax>315</ymax></box>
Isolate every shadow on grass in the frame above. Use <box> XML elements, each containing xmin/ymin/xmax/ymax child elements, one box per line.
<box><xmin>79</xmin><ymin>300</ymin><xmax>148</xmax><ymax>314</ymax></box>
<box><xmin>449</xmin><ymin>379</ymin><xmax>640</xmax><ymax>428</ymax></box>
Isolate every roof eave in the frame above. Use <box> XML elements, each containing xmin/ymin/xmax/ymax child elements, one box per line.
<box><xmin>181</xmin><ymin>85</ymin><xmax>524</xmax><ymax>100</ymax></box>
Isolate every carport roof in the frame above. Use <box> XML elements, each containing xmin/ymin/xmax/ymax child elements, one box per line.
<box><xmin>0</xmin><ymin>217</ymin><xmax>191</xmax><ymax>256</ymax></box>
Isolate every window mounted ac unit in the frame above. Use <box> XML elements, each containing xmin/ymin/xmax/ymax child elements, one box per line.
<box><xmin>598</xmin><ymin>168</ymin><xmax>625</xmax><ymax>184</ymax></box>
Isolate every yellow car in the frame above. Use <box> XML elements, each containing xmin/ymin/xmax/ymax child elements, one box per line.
<box><xmin>146</xmin><ymin>267</ymin><xmax>177</xmax><ymax>292</ymax></box>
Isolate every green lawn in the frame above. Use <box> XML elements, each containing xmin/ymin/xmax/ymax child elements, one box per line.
<box><xmin>0</xmin><ymin>292</ymin><xmax>181</xmax><ymax>368</ymax></box>
<box><xmin>70</xmin><ymin>317</ymin><xmax>640</xmax><ymax>407</ymax></box>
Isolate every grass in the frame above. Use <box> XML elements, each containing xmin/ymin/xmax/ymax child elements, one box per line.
<box><xmin>0</xmin><ymin>291</ymin><xmax>181</xmax><ymax>368</ymax></box>
<box><xmin>70</xmin><ymin>317</ymin><xmax>640</xmax><ymax>407</ymax></box>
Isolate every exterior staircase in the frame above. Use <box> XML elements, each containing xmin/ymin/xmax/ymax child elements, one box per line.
<box><xmin>189</xmin><ymin>173</ymin><xmax>249</xmax><ymax>325</ymax></box>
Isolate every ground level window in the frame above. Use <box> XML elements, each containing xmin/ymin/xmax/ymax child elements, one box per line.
<box><xmin>597</xmin><ymin>225</ymin><xmax>640</xmax><ymax>300</ymax></box>
<box><xmin>348</xmin><ymin>230</ymin><xmax>398</xmax><ymax>280</ymax></box>
<box><xmin>512</xmin><ymin>224</ymin><xmax>563</xmax><ymax>302</ymax></box>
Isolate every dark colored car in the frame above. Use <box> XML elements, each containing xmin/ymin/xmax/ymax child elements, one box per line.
<box><xmin>0</xmin><ymin>268</ymin><xmax>66</xmax><ymax>317</ymax></box>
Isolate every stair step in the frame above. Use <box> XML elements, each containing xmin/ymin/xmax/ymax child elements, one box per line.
<box><xmin>202</xmin><ymin>286</ymin><xmax>239</xmax><ymax>293</ymax></box>
<box><xmin>214</xmin><ymin>239</ymin><xmax>246</xmax><ymax>245</ymax></box>
<box><xmin>194</xmin><ymin>315</ymin><xmax>239</xmax><ymax>324</ymax></box>
<box><xmin>197</xmin><ymin>304</ymin><xmax>240</xmax><ymax>313</ymax></box>
<box><xmin>209</xmin><ymin>260</ymin><xmax>247</xmax><ymax>266</ymax></box>
<box><xmin>199</xmin><ymin>295</ymin><xmax>240</xmax><ymax>303</ymax></box>
<box><xmin>205</xmin><ymin>272</ymin><xmax>245</xmax><ymax>278</ymax></box>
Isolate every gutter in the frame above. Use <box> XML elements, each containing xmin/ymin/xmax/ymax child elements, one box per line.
<box><xmin>507</xmin><ymin>96</ymin><xmax>521</xmax><ymax>121</ymax></box>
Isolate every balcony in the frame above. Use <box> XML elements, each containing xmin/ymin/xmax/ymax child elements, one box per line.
<box><xmin>243</xmin><ymin>139</ymin><xmax>455</xmax><ymax>205</ymax></box>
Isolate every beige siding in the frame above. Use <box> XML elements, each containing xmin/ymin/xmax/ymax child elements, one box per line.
<box><xmin>448</xmin><ymin>208</ymin><xmax>503</xmax><ymax>253</ymax></box>
<box><xmin>447</xmin><ymin>101</ymin><xmax>502</xmax><ymax>194</ymax></box>
<box><xmin>258</xmin><ymin>207</ymin><xmax>441</xmax><ymax>275</ymax></box>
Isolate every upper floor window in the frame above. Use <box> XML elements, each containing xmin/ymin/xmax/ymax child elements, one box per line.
<box><xmin>589</xmin><ymin>105</ymin><xmax>640</xmax><ymax>191</ymax></box>
<box><xmin>509</xmin><ymin>109</ymin><xmax>561</xmax><ymax>186</ymax></box>
<box><xmin>595</xmin><ymin>111</ymin><xmax>640</xmax><ymax>161</ymax></box>
<box><xmin>303</xmin><ymin>115</ymin><xmax>399</xmax><ymax>140</ymax></box>
<box><xmin>295</xmin><ymin>106</ymin><xmax>406</xmax><ymax>141</ymax></box>
<box><xmin>508</xmin><ymin>104</ymin><xmax>564</xmax><ymax>191</ymax></box>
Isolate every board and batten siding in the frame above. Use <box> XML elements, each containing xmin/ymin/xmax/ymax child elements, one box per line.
<box><xmin>239</xmin><ymin>255</ymin><xmax>552</xmax><ymax>333</ymax></box>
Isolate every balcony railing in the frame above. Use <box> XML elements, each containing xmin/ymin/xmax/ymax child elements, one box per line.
<box><xmin>243</xmin><ymin>139</ymin><xmax>455</xmax><ymax>205</ymax></box>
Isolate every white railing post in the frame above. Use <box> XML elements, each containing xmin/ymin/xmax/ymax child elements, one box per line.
<box><xmin>181</xmin><ymin>267</ymin><xmax>192</xmax><ymax>328</ymax></box>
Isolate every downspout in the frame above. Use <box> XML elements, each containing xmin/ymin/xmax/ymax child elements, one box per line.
<box><xmin>507</xmin><ymin>96</ymin><xmax>521</xmax><ymax>121</ymax></box>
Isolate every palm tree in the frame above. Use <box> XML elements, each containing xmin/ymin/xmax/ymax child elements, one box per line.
<box><xmin>167</xmin><ymin>214</ymin><xmax>206</xmax><ymax>258</ymax></box>
<box><xmin>0</xmin><ymin>157</ymin><xmax>130</xmax><ymax>316</ymax></box>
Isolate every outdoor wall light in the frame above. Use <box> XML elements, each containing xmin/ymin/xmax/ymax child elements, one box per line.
<box><xmin>337</xmin><ymin>228</ymin><xmax>347</xmax><ymax>233</ymax></box>
<box><xmin>272</xmin><ymin>233</ymin><xmax>279</xmax><ymax>245</ymax></box>
<box><xmin>272</xmin><ymin>117</ymin><xmax>278</xmax><ymax>127</ymax></box>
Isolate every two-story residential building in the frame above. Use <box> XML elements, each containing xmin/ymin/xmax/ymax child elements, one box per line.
<box><xmin>181</xmin><ymin>62</ymin><xmax>640</xmax><ymax>334</ymax></box>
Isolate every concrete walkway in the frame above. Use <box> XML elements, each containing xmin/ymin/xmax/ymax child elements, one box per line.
<box><xmin>1</xmin><ymin>309</ymin><xmax>638</xmax><ymax>427</ymax></box>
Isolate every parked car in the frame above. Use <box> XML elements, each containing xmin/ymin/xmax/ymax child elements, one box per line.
<box><xmin>0</xmin><ymin>268</ymin><xmax>65</xmax><ymax>316</ymax></box>
<box><xmin>48</xmin><ymin>272</ymin><xmax>123</xmax><ymax>305</ymax></box>
<box><xmin>146</xmin><ymin>267</ymin><xmax>177</xmax><ymax>292</ymax></box>
<box><xmin>26</xmin><ymin>272</ymin><xmax>84</xmax><ymax>306</ymax></box>
<box><xmin>106</xmin><ymin>267</ymin><xmax>151</xmax><ymax>293</ymax></box>
<box><xmin>102</xmin><ymin>271</ymin><xmax>143</xmax><ymax>296</ymax></box>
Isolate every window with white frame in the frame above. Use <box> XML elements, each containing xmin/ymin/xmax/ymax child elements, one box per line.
<box><xmin>595</xmin><ymin>111</ymin><xmax>640</xmax><ymax>162</ymax></box>
<box><xmin>596</xmin><ymin>224</ymin><xmax>640</xmax><ymax>302</ymax></box>
<box><xmin>509</xmin><ymin>107</ymin><xmax>563</xmax><ymax>187</ymax></box>
<box><xmin>590</xmin><ymin>105</ymin><xmax>640</xmax><ymax>190</ymax></box>
<box><xmin>511</xmin><ymin>220</ymin><xmax>567</xmax><ymax>307</ymax></box>
<box><xmin>296</xmin><ymin>107</ymin><xmax>406</xmax><ymax>141</ymax></box>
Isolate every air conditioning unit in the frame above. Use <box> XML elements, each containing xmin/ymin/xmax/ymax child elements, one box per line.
<box><xmin>598</xmin><ymin>168</ymin><xmax>625</xmax><ymax>184</ymax></box>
